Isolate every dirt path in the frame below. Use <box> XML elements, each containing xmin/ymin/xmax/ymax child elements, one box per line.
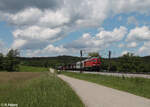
<box><xmin>58</xmin><ymin>75</ymin><xmax>150</xmax><ymax>107</ymax></box>
<box><xmin>49</xmin><ymin>68</ymin><xmax>55</xmax><ymax>73</ymax></box>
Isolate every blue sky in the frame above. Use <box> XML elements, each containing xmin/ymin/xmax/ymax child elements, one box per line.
<box><xmin>0</xmin><ymin>22</ymin><xmax>13</xmax><ymax>46</ymax></box>
<box><xmin>0</xmin><ymin>0</ymin><xmax>150</xmax><ymax>57</ymax></box>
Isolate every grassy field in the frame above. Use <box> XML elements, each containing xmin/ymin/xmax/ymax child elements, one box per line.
<box><xmin>0</xmin><ymin>72</ymin><xmax>84</xmax><ymax>107</ymax></box>
<box><xmin>19</xmin><ymin>65</ymin><xmax>48</xmax><ymax>72</ymax></box>
<box><xmin>62</xmin><ymin>72</ymin><xmax>150</xmax><ymax>99</ymax></box>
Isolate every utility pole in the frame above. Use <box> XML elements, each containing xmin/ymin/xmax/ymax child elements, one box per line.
<box><xmin>108</xmin><ymin>50</ymin><xmax>111</xmax><ymax>72</ymax></box>
<box><xmin>80</xmin><ymin>50</ymin><xmax>82</xmax><ymax>73</ymax></box>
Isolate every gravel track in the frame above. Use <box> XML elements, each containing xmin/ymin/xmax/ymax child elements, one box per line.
<box><xmin>58</xmin><ymin>75</ymin><xmax>150</xmax><ymax>107</ymax></box>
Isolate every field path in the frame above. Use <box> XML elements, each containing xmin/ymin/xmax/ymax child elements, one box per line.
<box><xmin>49</xmin><ymin>68</ymin><xmax>55</xmax><ymax>73</ymax></box>
<box><xmin>58</xmin><ymin>75</ymin><xmax>150</xmax><ymax>107</ymax></box>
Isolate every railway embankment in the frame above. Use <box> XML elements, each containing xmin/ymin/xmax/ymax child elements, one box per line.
<box><xmin>65</xmin><ymin>70</ymin><xmax>150</xmax><ymax>79</ymax></box>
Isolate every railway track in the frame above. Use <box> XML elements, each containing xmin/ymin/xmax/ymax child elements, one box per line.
<box><xmin>65</xmin><ymin>70</ymin><xmax>150</xmax><ymax>79</ymax></box>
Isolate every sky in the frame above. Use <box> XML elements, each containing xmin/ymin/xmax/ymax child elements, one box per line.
<box><xmin>0</xmin><ymin>0</ymin><xmax>150</xmax><ymax>57</ymax></box>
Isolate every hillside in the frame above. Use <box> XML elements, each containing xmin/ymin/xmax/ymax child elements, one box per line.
<box><xmin>19</xmin><ymin>55</ymin><xmax>86</xmax><ymax>68</ymax></box>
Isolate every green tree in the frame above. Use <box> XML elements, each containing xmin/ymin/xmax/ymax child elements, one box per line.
<box><xmin>119</xmin><ymin>52</ymin><xmax>141</xmax><ymax>73</ymax></box>
<box><xmin>0</xmin><ymin>53</ymin><xmax>4</xmax><ymax>71</ymax></box>
<box><xmin>4</xmin><ymin>49</ymin><xmax>20</xmax><ymax>72</ymax></box>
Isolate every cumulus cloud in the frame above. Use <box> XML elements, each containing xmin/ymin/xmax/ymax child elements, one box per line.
<box><xmin>2</xmin><ymin>8</ymin><xmax>70</xmax><ymax>28</ymax></box>
<box><xmin>24</xmin><ymin>26</ymin><xmax>128</xmax><ymax>57</ymax></box>
<box><xmin>125</xmin><ymin>26</ymin><xmax>150</xmax><ymax>55</ymax></box>
<box><xmin>126</xmin><ymin>42</ymin><xmax>137</xmax><ymax>48</ymax></box>
<box><xmin>111</xmin><ymin>0</ymin><xmax>150</xmax><ymax>14</ymax></box>
<box><xmin>119</xmin><ymin>42</ymin><xmax>137</xmax><ymax>48</ymax></box>
<box><xmin>0</xmin><ymin>0</ymin><xmax>110</xmax><ymax>51</ymax></box>
<box><xmin>96</xmin><ymin>26</ymin><xmax>127</xmax><ymax>43</ymax></box>
<box><xmin>25</xmin><ymin>44</ymin><xmax>68</xmax><ymax>57</ymax></box>
<box><xmin>39</xmin><ymin>9</ymin><xmax>70</xmax><ymax>28</ymax></box>
<box><xmin>13</xmin><ymin>26</ymin><xmax>61</xmax><ymax>40</ymax></box>
<box><xmin>1</xmin><ymin>0</ymin><xmax>150</xmax><ymax>56</ymax></box>
<box><xmin>126</xmin><ymin>26</ymin><xmax>150</xmax><ymax>42</ymax></box>
<box><xmin>65</xmin><ymin>26</ymin><xmax>127</xmax><ymax>52</ymax></box>
<box><xmin>43</xmin><ymin>44</ymin><xmax>67</xmax><ymax>54</ymax></box>
<box><xmin>6</xmin><ymin>8</ymin><xmax>43</xmax><ymax>26</ymax></box>
<box><xmin>121</xmin><ymin>51</ymin><xmax>128</xmax><ymax>56</ymax></box>
<box><xmin>138</xmin><ymin>41</ymin><xmax>150</xmax><ymax>55</ymax></box>
<box><xmin>12</xmin><ymin>26</ymin><xmax>61</xmax><ymax>49</ymax></box>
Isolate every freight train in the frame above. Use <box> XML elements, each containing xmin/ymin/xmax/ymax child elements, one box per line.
<box><xmin>58</xmin><ymin>57</ymin><xmax>101</xmax><ymax>71</ymax></box>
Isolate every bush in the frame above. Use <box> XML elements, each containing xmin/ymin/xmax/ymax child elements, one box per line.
<box><xmin>109</xmin><ymin>62</ymin><xmax>118</xmax><ymax>72</ymax></box>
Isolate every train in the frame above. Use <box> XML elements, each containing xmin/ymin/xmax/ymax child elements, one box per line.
<box><xmin>58</xmin><ymin>57</ymin><xmax>101</xmax><ymax>71</ymax></box>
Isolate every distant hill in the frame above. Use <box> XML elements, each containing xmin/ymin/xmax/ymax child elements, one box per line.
<box><xmin>18</xmin><ymin>55</ymin><xmax>150</xmax><ymax>70</ymax></box>
<box><xmin>18</xmin><ymin>55</ymin><xmax>86</xmax><ymax>68</ymax></box>
<box><xmin>142</xmin><ymin>56</ymin><xmax>150</xmax><ymax>61</ymax></box>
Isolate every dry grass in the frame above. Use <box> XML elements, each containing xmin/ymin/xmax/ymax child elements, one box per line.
<box><xmin>0</xmin><ymin>72</ymin><xmax>43</xmax><ymax>84</ymax></box>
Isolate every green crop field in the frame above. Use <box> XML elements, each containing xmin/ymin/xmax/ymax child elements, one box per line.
<box><xmin>0</xmin><ymin>72</ymin><xmax>84</xmax><ymax>107</ymax></box>
<box><xmin>62</xmin><ymin>71</ymin><xmax>150</xmax><ymax>99</ymax></box>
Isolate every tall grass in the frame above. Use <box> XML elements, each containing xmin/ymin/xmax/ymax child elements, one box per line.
<box><xmin>62</xmin><ymin>72</ymin><xmax>150</xmax><ymax>99</ymax></box>
<box><xmin>0</xmin><ymin>72</ymin><xmax>84</xmax><ymax>107</ymax></box>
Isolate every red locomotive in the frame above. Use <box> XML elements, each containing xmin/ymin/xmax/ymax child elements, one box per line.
<box><xmin>58</xmin><ymin>57</ymin><xmax>101</xmax><ymax>71</ymax></box>
<box><xmin>84</xmin><ymin>57</ymin><xmax>101</xmax><ymax>70</ymax></box>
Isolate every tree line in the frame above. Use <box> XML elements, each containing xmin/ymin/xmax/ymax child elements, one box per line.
<box><xmin>0</xmin><ymin>49</ymin><xmax>20</xmax><ymax>72</ymax></box>
<box><xmin>101</xmin><ymin>53</ymin><xmax>150</xmax><ymax>73</ymax></box>
<box><xmin>0</xmin><ymin>50</ymin><xmax>150</xmax><ymax>73</ymax></box>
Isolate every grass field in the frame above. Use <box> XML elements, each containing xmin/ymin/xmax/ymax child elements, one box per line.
<box><xmin>0</xmin><ymin>72</ymin><xmax>84</xmax><ymax>107</ymax></box>
<box><xmin>19</xmin><ymin>65</ymin><xmax>48</xmax><ymax>72</ymax></box>
<box><xmin>62</xmin><ymin>71</ymin><xmax>150</xmax><ymax>99</ymax></box>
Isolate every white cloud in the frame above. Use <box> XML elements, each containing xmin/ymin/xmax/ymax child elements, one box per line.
<box><xmin>121</xmin><ymin>51</ymin><xmax>128</xmax><ymax>56</ymax></box>
<box><xmin>12</xmin><ymin>39</ymin><xmax>27</xmax><ymax>49</ymax></box>
<box><xmin>44</xmin><ymin>44</ymin><xmax>67</xmax><ymax>54</ymax></box>
<box><xmin>25</xmin><ymin>44</ymin><xmax>68</xmax><ymax>57</ymax></box>
<box><xmin>12</xmin><ymin>26</ymin><xmax>61</xmax><ymax>49</ymax></box>
<box><xmin>118</xmin><ymin>42</ymin><xmax>137</xmax><ymax>48</ymax></box>
<box><xmin>6</xmin><ymin>8</ymin><xmax>42</xmax><ymax>26</ymax></box>
<box><xmin>13</xmin><ymin>26</ymin><xmax>61</xmax><ymax>41</ymax></box>
<box><xmin>126</xmin><ymin>26</ymin><xmax>150</xmax><ymax>56</ymax></box>
<box><xmin>25</xmin><ymin>26</ymin><xmax>128</xmax><ymax>57</ymax></box>
<box><xmin>65</xmin><ymin>26</ymin><xmax>127</xmax><ymax>52</ymax></box>
<box><xmin>96</xmin><ymin>26</ymin><xmax>127</xmax><ymax>43</ymax></box>
<box><xmin>1</xmin><ymin>0</ymin><xmax>150</xmax><ymax>56</ymax></box>
<box><xmin>138</xmin><ymin>41</ymin><xmax>150</xmax><ymax>55</ymax></box>
<box><xmin>126</xmin><ymin>26</ymin><xmax>150</xmax><ymax>42</ymax></box>
<box><xmin>126</xmin><ymin>42</ymin><xmax>137</xmax><ymax>48</ymax></box>
<box><xmin>112</xmin><ymin>0</ymin><xmax>150</xmax><ymax>14</ymax></box>
<box><xmin>138</xmin><ymin>46</ymin><xmax>147</xmax><ymax>53</ymax></box>
<box><xmin>39</xmin><ymin>9</ymin><xmax>70</xmax><ymax>27</ymax></box>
